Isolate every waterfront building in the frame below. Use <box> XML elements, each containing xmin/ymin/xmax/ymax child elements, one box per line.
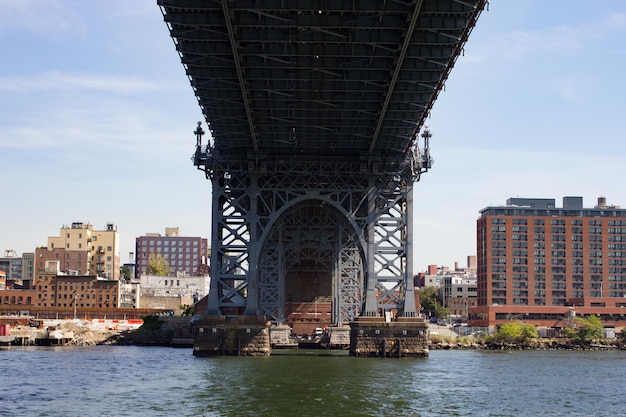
<box><xmin>138</xmin><ymin>273</ymin><xmax>209</xmax><ymax>310</ymax></box>
<box><xmin>119</xmin><ymin>280</ymin><xmax>141</xmax><ymax>309</ymax></box>
<box><xmin>45</xmin><ymin>222</ymin><xmax>120</xmax><ymax>280</ymax></box>
<box><xmin>0</xmin><ymin>287</ymin><xmax>38</xmax><ymax>310</ymax></box>
<box><xmin>34</xmin><ymin>261</ymin><xmax>119</xmax><ymax>309</ymax></box>
<box><xmin>134</xmin><ymin>227</ymin><xmax>209</xmax><ymax>278</ymax></box>
<box><xmin>470</xmin><ymin>196</ymin><xmax>626</xmax><ymax>329</ymax></box>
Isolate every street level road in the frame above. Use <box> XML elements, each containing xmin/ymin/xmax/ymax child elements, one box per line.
<box><xmin>428</xmin><ymin>324</ymin><xmax>458</xmax><ymax>339</ymax></box>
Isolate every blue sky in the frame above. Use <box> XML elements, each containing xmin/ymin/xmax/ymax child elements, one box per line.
<box><xmin>1</xmin><ymin>1</ymin><xmax>625</xmax><ymax>272</ymax></box>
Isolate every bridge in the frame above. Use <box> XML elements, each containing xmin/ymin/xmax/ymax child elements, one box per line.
<box><xmin>157</xmin><ymin>0</ymin><xmax>486</xmax><ymax>356</ymax></box>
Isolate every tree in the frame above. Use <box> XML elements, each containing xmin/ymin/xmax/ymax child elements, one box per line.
<box><xmin>565</xmin><ymin>315</ymin><xmax>604</xmax><ymax>342</ymax></box>
<box><xmin>120</xmin><ymin>265</ymin><xmax>131</xmax><ymax>280</ymax></box>
<box><xmin>494</xmin><ymin>321</ymin><xmax>537</xmax><ymax>343</ymax></box>
<box><xmin>179</xmin><ymin>304</ymin><xmax>195</xmax><ymax>316</ymax></box>
<box><xmin>419</xmin><ymin>286</ymin><xmax>448</xmax><ymax>320</ymax></box>
<box><xmin>147</xmin><ymin>253</ymin><xmax>172</xmax><ymax>276</ymax></box>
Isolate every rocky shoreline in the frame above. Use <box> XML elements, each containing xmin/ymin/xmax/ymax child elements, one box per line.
<box><xmin>4</xmin><ymin>317</ymin><xmax>625</xmax><ymax>352</ymax></box>
<box><xmin>430</xmin><ymin>338</ymin><xmax>626</xmax><ymax>351</ymax></box>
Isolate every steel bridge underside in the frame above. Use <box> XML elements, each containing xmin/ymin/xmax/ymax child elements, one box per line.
<box><xmin>158</xmin><ymin>0</ymin><xmax>486</xmax><ymax>325</ymax></box>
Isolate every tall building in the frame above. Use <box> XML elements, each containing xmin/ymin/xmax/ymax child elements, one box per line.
<box><xmin>135</xmin><ymin>227</ymin><xmax>209</xmax><ymax>278</ymax></box>
<box><xmin>471</xmin><ymin>196</ymin><xmax>626</xmax><ymax>329</ymax></box>
<box><xmin>45</xmin><ymin>222</ymin><xmax>120</xmax><ymax>279</ymax></box>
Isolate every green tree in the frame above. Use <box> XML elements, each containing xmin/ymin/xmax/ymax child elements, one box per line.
<box><xmin>179</xmin><ymin>304</ymin><xmax>195</xmax><ymax>316</ymax></box>
<box><xmin>494</xmin><ymin>321</ymin><xmax>537</xmax><ymax>343</ymax></box>
<box><xmin>435</xmin><ymin>303</ymin><xmax>450</xmax><ymax>321</ymax></box>
<box><xmin>419</xmin><ymin>287</ymin><xmax>448</xmax><ymax>320</ymax></box>
<box><xmin>147</xmin><ymin>253</ymin><xmax>172</xmax><ymax>276</ymax></box>
<box><xmin>521</xmin><ymin>323</ymin><xmax>539</xmax><ymax>341</ymax></box>
<box><xmin>566</xmin><ymin>315</ymin><xmax>604</xmax><ymax>342</ymax></box>
<box><xmin>120</xmin><ymin>265</ymin><xmax>131</xmax><ymax>280</ymax></box>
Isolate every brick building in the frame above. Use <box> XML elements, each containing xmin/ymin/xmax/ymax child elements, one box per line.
<box><xmin>44</xmin><ymin>222</ymin><xmax>120</xmax><ymax>280</ymax></box>
<box><xmin>470</xmin><ymin>196</ymin><xmax>626</xmax><ymax>329</ymax></box>
<box><xmin>34</xmin><ymin>262</ymin><xmax>119</xmax><ymax>309</ymax></box>
<box><xmin>35</xmin><ymin>247</ymin><xmax>89</xmax><ymax>276</ymax></box>
<box><xmin>135</xmin><ymin>227</ymin><xmax>209</xmax><ymax>278</ymax></box>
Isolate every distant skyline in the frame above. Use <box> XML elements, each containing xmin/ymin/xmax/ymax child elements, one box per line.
<box><xmin>1</xmin><ymin>1</ymin><xmax>625</xmax><ymax>271</ymax></box>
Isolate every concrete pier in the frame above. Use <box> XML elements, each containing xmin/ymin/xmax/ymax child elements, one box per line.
<box><xmin>192</xmin><ymin>315</ymin><xmax>271</xmax><ymax>356</ymax></box>
<box><xmin>349</xmin><ymin>316</ymin><xmax>429</xmax><ymax>358</ymax></box>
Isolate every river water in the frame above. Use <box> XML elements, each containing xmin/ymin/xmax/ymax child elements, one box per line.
<box><xmin>1</xmin><ymin>346</ymin><xmax>624</xmax><ymax>416</ymax></box>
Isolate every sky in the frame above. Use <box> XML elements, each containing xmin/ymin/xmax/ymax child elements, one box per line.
<box><xmin>1</xmin><ymin>1</ymin><xmax>625</xmax><ymax>272</ymax></box>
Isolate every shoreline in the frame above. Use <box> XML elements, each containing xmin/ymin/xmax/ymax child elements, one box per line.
<box><xmin>429</xmin><ymin>339</ymin><xmax>626</xmax><ymax>351</ymax></box>
<box><xmin>3</xmin><ymin>318</ymin><xmax>625</xmax><ymax>352</ymax></box>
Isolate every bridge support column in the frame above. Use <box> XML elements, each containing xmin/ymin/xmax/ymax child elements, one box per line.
<box><xmin>349</xmin><ymin>316</ymin><xmax>429</xmax><ymax>358</ymax></box>
<box><xmin>192</xmin><ymin>315</ymin><xmax>271</xmax><ymax>356</ymax></box>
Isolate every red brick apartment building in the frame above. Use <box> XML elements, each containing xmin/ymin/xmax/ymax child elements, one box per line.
<box><xmin>35</xmin><ymin>273</ymin><xmax>119</xmax><ymax>309</ymax></box>
<box><xmin>135</xmin><ymin>228</ymin><xmax>209</xmax><ymax>278</ymax></box>
<box><xmin>470</xmin><ymin>196</ymin><xmax>626</xmax><ymax>330</ymax></box>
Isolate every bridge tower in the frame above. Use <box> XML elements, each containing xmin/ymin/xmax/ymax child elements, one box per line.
<box><xmin>158</xmin><ymin>1</ymin><xmax>487</xmax><ymax>356</ymax></box>
<box><xmin>192</xmin><ymin>123</ymin><xmax>433</xmax><ymax>356</ymax></box>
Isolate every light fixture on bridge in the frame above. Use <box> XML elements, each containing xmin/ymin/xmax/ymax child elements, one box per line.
<box><xmin>194</xmin><ymin>121</ymin><xmax>205</xmax><ymax>147</ymax></box>
<box><xmin>393</xmin><ymin>174</ymin><xmax>402</xmax><ymax>194</ymax></box>
<box><xmin>223</xmin><ymin>172</ymin><xmax>232</xmax><ymax>195</ymax></box>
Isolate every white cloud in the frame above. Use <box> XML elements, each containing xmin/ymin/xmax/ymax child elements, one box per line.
<box><xmin>606</xmin><ymin>12</ymin><xmax>626</xmax><ymax>29</ymax></box>
<box><xmin>552</xmin><ymin>73</ymin><xmax>591</xmax><ymax>104</ymax></box>
<box><xmin>0</xmin><ymin>71</ymin><xmax>160</xmax><ymax>94</ymax></box>
<box><xmin>470</xmin><ymin>9</ymin><xmax>626</xmax><ymax>66</ymax></box>
<box><xmin>0</xmin><ymin>0</ymin><xmax>84</xmax><ymax>35</ymax></box>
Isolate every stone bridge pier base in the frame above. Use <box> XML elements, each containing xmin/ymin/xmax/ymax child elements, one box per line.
<box><xmin>192</xmin><ymin>315</ymin><xmax>271</xmax><ymax>356</ymax></box>
<box><xmin>349</xmin><ymin>316</ymin><xmax>429</xmax><ymax>358</ymax></box>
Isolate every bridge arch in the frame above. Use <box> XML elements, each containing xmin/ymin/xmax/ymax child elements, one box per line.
<box><xmin>256</xmin><ymin>199</ymin><xmax>365</xmax><ymax>329</ymax></box>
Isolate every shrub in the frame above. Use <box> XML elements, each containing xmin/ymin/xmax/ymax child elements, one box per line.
<box><xmin>564</xmin><ymin>315</ymin><xmax>604</xmax><ymax>342</ymax></box>
<box><xmin>494</xmin><ymin>322</ymin><xmax>537</xmax><ymax>344</ymax></box>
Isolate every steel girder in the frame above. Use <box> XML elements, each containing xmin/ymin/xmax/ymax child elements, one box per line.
<box><xmin>158</xmin><ymin>0</ymin><xmax>487</xmax><ymax>166</ymax></box>
<box><xmin>201</xmin><ymin>145</ymin><xmax>418</xmax><ymax>323</ymax></box>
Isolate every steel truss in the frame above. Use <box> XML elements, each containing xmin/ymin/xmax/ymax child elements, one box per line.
<box><xmin>196</xmin><ymin>126</ymin><xmax>431</xmax><ymax>324</ymax></box>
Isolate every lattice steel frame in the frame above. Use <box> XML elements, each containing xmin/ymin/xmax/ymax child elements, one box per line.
<box><xmin>197</xmin><ymin>131</ymin><xmax>430</xmax><ymax>323</ymax></box>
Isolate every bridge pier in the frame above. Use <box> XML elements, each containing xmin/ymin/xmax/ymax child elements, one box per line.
<box><xmin>349</xmin><ymin>316</ymin><xmax>429</xmax><ymax>358</ymax></box>
<box><xmin>192</xmin><ymin>315</ymin><xmax>271</xmax><ymax>356</ymax></box>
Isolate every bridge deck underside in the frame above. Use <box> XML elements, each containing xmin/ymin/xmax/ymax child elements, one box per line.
<box><xmin>159</xmin><ymin>0</ymin><xmax>485</xmax><ymax>162</ymax></box>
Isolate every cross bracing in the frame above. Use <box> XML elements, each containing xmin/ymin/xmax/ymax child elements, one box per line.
<box><xmin>159</xmin><ymin>0</ymin><xmax>486</xmax><ymax>323</ymax></box>
<box><xmin>159</xmin><ymin>0</ymin><xmax>486</xmax><ymax>166</ymax></box>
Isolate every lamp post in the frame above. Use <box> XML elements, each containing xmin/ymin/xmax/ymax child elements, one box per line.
<box><xmin>73</xmin><ymin>294</ymin><xmax>80</xmax><ymax>320</ymax></box>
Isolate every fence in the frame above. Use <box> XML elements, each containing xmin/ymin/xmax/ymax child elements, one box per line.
<box><xmin>0</xmin><ymin>305</ymin><xmax>172</xmax><ymax>320</ymax></box>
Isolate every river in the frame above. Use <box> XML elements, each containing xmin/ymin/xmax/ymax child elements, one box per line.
<box><xmin>1</xmin><ymin>346</ymin><xmax>624</xmax><ymax>416</ymax></box>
